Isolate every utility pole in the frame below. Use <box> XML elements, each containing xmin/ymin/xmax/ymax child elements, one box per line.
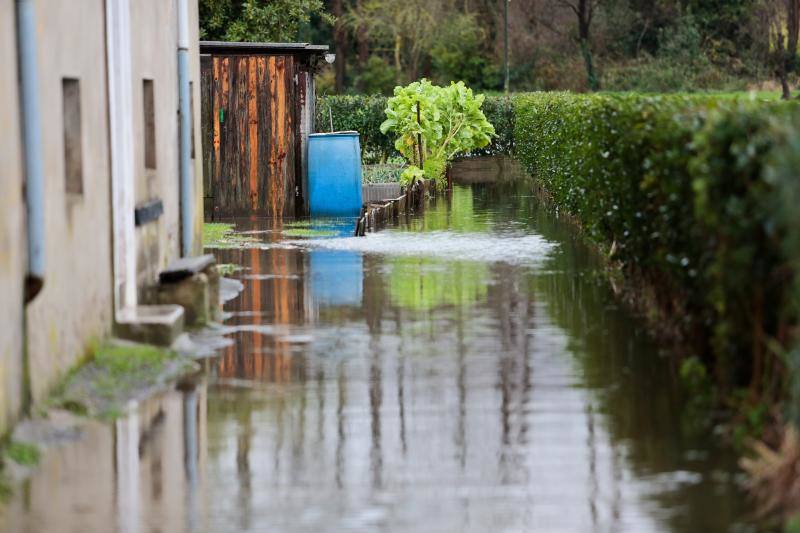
<box><xmin>504</xmin><ymin>0</ymin><xmax>510</xmax><ymax>93</ymax></box>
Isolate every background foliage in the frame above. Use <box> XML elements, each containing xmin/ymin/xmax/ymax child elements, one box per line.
<box><xmin>200</xmin><ymin>0</ymin><xmax>799</xmax><ymax>96</ymax></box>
<box><xmin>199</xmin><ymin>0</ymin><xmax>331</xmax><ymax>42</ymax></box>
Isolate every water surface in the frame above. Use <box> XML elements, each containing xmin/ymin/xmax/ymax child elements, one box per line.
<box><xmin>1</xmin><ymin>159</ymin><xmax>757</xmax><ymax>532</ymax></box>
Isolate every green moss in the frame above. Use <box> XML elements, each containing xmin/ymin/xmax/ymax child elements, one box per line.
<box><xmin>90</xmin><ymin>344</ymin><xmax>175</xmax><ymax>406</ymax></box>
<box><xmin>6</xmin><ymin>441</ymin><xmax>40</xmax><ymax>467</ymax></box>
<box><xmin>94</xmin><ymin>343</ymin><xmax>172</xmax><ymax>380</ymax></box>
<box><xmin>52</xmin><ymin>341</ymin><xmax>192</xmax><ymax>420</ymax></box>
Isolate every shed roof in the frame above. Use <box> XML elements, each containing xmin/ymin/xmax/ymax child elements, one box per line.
<box><xmin>199</xmin><ymin>41</ymin><xmax>329</xmax><ymax>55</ymax></box>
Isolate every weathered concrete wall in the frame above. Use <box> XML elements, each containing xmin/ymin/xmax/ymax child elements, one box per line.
<box><xmin>25</xmin><ymin>0</ymin><xmax>114</xmax><ymax>404</ymax></box>
<box><xmin>131</xmin><ymin>0</ymin><xmax>181</xmax><ymax>294</ymax></box>
<box><xmin>130</xmin><ymin>0</ymin><xmax>205</xmax><ymax>292</ymax></box>
<box><xmin>0</xmin><ymin>0</ymin><xmax>27</xmax><ymax>434</ymax></box>
<box><xmin>1</xmin><ymin>0</ymin><xmax>206</xmax><ymax>423</ymax></box>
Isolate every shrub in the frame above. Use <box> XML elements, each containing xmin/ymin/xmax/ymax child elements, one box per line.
<box><xmin>315</xmin><ymin>95</ymin><xmax>393</xmax><ymax>164</ymax></box>
<box><xmin>513</xmin><ymin>91</ymin><xmax>800</xmax><ymax>408</ymax></box>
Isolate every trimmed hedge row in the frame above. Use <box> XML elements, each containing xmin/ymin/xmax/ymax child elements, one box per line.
<box><xmin>514</xmin><ymin>92</ymin><xmax>800</xmax><ymax>413</ymax></box>
<box><xmin>316</xmin><ymin>94</ymin><xmax>514</xmax><ymax>163</ymax></box>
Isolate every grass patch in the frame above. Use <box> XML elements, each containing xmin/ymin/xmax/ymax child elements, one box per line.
<box><xmin>52</xmin><ymin>341</ymin><xmax>194</xmax><ymax>420</ymax></box>
<box><xmin>203</xmin><ymin>222</ymin><xmax>234</xmax><ymax>245</ymax></box>
<box><xmin>282</xmin><ymin>228</ymin><xmax>337</xmax><ymax>238</ymax></box>
<box><xmin>203</xmin><ymin>222</ymin><xmax>260</xmax><ymax>249</ymax></box>
<box><xmin>217</xmin><ymin>263</ymin><xmax>241</xmax><ymax>276</ymax></box>
<box><xmin>6</xmin><ymin>441</ymin><xmax>40</xmax><ymax>467</ymax></box>
<box><xmin>91</xmin><ymin>344</ymin><xmax>176</xmax><ymax>406</ymax></box>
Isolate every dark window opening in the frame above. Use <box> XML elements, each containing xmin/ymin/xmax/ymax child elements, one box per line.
<box><xmin>143</xmin><ymin>79</ymin><xmax>156</xmax><ymax>169</ymax></box>
<box><xmin>62</xmin><ymin>78</ymin><xmax>83</xmax><ymax>194</ymax></box>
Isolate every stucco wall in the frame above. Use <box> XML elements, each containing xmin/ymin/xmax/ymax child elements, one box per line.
<box><xmin>2</xmin><ymin>0</ymin><xmax>205</xmax><ymax>420</ymax></box>
<box><xmin>25</xmin><ymin>0</ymin><xmax>113</xmax><ymax>403</ymax></box>
<box><xmin>131</xmin><ymin>0</ymin><xmax>181</xmax><ymax>293</ymax></box>
<box><xmin>0</xmin><ymin>0</ymin><xmax>27</xmax><ymax>434</ymax></box>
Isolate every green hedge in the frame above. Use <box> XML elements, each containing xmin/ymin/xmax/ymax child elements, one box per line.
<box><xmin>513</xmin><ymin>92</ymin><xmax>800</xmax><ymax>413</ymax></box>
<box><xmin>316</xmin><ymin>94</ymin><xmax>514</xmax><ymax>163</ymax></box>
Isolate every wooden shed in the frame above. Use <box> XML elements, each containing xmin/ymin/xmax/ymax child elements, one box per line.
<box><xmin>199</xmin><ymin>41</ymin><xmax>328</xmax><ymax>218</ymax></box>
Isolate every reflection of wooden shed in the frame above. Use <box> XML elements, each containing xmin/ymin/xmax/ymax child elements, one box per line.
<box><xmin>199</xmin><ymin>42</ymin><xmax>328</xmax><ymax>218</ymax></box>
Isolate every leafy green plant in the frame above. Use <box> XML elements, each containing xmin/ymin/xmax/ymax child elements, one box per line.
<box><xmin>399</xmin><ymin>166</ymin><xmax>424</xmax><ymax>186</ymax></box>
<box><xmin>378</xmin><ymin>80</ymin><xmax>495</xmax><ymax>187</ymax></box>
<box><xmin>317</xmin><ymin>94</ymin><xmax>513</xmax><ymax>162</ymax></box>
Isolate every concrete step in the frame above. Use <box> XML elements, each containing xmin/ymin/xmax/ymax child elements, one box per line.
<box><xmin>159</xmin><ymin>254</ymin><xmax>215</xmax><ymax>283</ymax></box>
<box><xmin>146</xmin><ymin>255</ymin><xmax>220</xmax><ymax>327</ymax></box>
<box><xmin>115</xmin><ymin>305</ymin><xmax>184</xmax><ymax>346</ymax></box>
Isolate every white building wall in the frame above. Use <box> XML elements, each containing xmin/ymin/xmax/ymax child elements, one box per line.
<box><xmin>0</xmin><ymin>0</ymin><xmax>27</xmax><ymax>434</ymax></box>
<box><xmin>25</xmin><ymin>0</ymin><xmax>114</xmax><ymax>404</ymax></box>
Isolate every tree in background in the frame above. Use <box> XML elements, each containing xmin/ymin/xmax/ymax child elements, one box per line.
<box><xmin>199</xmin><ymin>0</ymin><xmax>785</xmax><ymax>95</ymax></box>
<box><xmin>430</xmin><ymin>13</ymin><xmax>499</xmax><ymax>88</ymax></box>
<box><xmin>759</xmin><ymin>0</ymin><xmax>800</xmax><ymax>98</ymax></box>
<box><xmin>199</xmin><ymin>0</ymin><xmax>331</xmax><ymax>42</ymax></box>
<box><xmin>346</xmin><ymin>0</ymin><xmax>442</xmax><ymax>85</ymax></box>
<box><xmin>557</xmin><ymin>0</ymin><xmax>602</xmax><ymax>90</ymax></box>
<box><xmin>332</xmin><ymin>0</ymin><xmax>347</xmax><ymax>92</ymax></box>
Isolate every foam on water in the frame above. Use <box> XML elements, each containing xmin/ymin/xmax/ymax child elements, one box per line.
<box><xmin>292</xmin><ymin>229</ymin><xmax>557</xmax><ymax>265</ymax></box>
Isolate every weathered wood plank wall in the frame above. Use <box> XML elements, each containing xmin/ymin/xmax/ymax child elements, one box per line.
<box><xmin>201</xmin><ymin>54</ymin><xmax>297</xmax><ymax>217</ymax></box>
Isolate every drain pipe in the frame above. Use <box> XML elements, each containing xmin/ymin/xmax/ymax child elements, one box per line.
<box><xmin>177</xmin><ymin>0</ymin><xmax>193</xmax><ymax>256</ymax></box>
<box><xmin>16</xmin><ymin>0</ymin><xmax>45</xmax><ymax>302</ymax></box>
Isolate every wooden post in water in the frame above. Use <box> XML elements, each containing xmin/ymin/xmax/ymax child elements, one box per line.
<box><xmin>415</xmin><ymin>101</ymin><xmax>424</xmax><ymax>190</ymax></box>
<box><xmin>446</xmin><ymin>165</ymin><xmax>453</xmax><ymax>191</ymax></box>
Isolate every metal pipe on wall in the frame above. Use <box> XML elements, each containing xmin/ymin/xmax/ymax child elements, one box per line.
<box><xmin>177</xmin><ymin>0</ymin><xmax>193</xmax><ymax>256</ymax></box>
<box><xmin>16</xmin><ymin>0</ymin><xmax>45</xmax><ymax>303</ymax></box>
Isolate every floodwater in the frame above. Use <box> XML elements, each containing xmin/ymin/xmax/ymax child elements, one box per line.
<box><xmin>1</xmin><ymin>157</ymin><xmax>759</xmax><ymax>532</ymax></box>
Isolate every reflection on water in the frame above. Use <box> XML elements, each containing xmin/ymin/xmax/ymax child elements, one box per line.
<box><xmin>0</xmin><ymin>158</ymin><xmax>758</xmax><ymax>532</ymax></box>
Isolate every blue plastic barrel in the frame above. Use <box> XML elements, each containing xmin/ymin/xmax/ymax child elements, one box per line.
<box><xmin>308</xmin><ymin>132</ymin><xmax>363</xmax><ymax>216</ymax></box>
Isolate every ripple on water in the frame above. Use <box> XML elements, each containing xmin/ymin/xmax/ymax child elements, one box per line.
<box><xmin>291</xmin><ymin>229</ymin><xmax>557</xmax><ymax>265</ymax></box>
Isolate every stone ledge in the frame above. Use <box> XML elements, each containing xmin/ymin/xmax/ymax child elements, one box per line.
<box><xmin>114</xmin><ymin>305</ymin><xmax>185</xmax><ymax>346</ymax></box>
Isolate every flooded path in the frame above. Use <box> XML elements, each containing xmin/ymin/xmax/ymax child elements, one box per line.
<box><xmin>2</xmin><ymin>159</ymin><xmax>757</xmax><ymax>532</ymax></box>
